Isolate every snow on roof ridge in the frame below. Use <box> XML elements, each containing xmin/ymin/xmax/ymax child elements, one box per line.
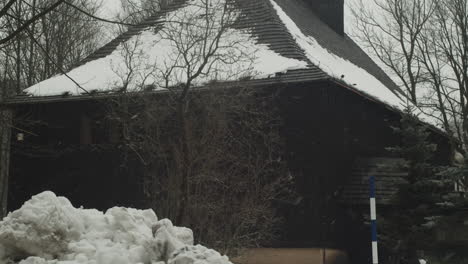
<box><xmin>269</xmin><ymin>0</ymin><xmax>442</xmax><ymax>129</ymax></box>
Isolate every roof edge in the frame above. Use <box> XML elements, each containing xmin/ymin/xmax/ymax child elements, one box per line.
<box><xmin>330</xmin><ymin>79</ymin><xmax>449</xmax><ymax>138</ymax></box>
<box><xmin>2</xmin><ymin>75</ymin><xmax>330</xmax><ymax>105</ymax></box>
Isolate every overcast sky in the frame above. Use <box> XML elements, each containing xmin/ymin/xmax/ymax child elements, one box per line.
<box><xmin>95</xmin><ymin>0</ymin><xmax>123</xmax><ymax>20</ymax></box>
<box><xmin>96</xmin><ymin>0</ymin><xmax>363</xmax><ymax>32</ymax></box>
<box><xmin>344</xmin><ymin>0</ymin><xmax>356</xmax><ymax>34</ymax></box>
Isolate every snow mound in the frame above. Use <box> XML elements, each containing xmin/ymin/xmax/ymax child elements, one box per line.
<box><xmin>0</xmin><ymin>191</ymin><xmax>232</xmax><ymax>264</ymax></box>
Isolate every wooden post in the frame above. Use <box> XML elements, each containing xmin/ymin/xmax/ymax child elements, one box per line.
<box><xmin>0</xmin><ymin>107</ymin><xmax>12</xmax><ymax>218</ymax></box>
<box><xmin>369</xmin><ymin>175</ymin><xmax>379</xmax><ymax>264</ymax></box>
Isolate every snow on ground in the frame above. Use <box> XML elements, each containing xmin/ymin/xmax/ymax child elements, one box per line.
<box><xmin>25</xmin><ymin>0</ymin><xmax>307</xmax><ymax>97</ymax></box>
<box><xmin>0</xmin><ymin>191</ymin><xmax>232</xmax><ymax>264</ymax></box>
<box><xmin>269</xmin><ymin>0</ymin><xmax>441</xmax><ymax>129</ymax></box>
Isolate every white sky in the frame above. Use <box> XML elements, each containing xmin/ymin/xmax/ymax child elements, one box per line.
<box><xmin>95</xmin><ymin>0</ymin><xmax>123</xmax><ymax>19</ymax></box>
<box><xmin>344</xmin><ymin>0</ymin><xmax>357</xmax><ymax>34</ymax></box>
<box><xmin>95</xmin><ymin>0</ymin><xmax>365</xmax><ymax>35</ymax></box>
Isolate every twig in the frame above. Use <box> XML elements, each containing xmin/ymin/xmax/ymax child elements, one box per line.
<box><xmin>0</xmin><ymin>0</ymin><xmax>65</xmax><ymax>45</ymax></box>
<box><xmin>24</xmin><ymin>28</ymin><xmax>90</xmax><ymax>95</ymax></box>
<box><xmin>63</xmin><ymin>1</ymin><xmax>136</xmax><ymax>27</ymax></box>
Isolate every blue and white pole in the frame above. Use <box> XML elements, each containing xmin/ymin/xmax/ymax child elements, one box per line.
<box><xmin>370</xmin><ymin>175</ymin><xmax>379</xmax><ymax>264</ymax></box>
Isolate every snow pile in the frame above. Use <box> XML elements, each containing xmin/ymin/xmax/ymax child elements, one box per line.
<box><xmin>0</xmin><ymin>191</ymin><xmax>232</xmax><ymax>264</ymax></box>
<box><xmin>25</xmin><ymin>0</ymin><xmax>307</xmax><ymax>96</ymax></box>
<box><xmin>269</xmin><ymin>0</ymin><xmax>441</xmax><ymax>128</ymax></box>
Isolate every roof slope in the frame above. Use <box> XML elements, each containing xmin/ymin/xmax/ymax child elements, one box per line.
<box><xmin>273</xmin><ymin>0</ymin><xmax>405</xmax><ymax>97</ymax></box>
<box><xmin>81</xmin><ymin>0</ymin><xmax>329</xmax><ymax>84</ymax></box>
<box><xmin>23</xmin><ymin>0</ymin><xmax>323</xmax><ymax>97</ymax></box>
<box><xmin>269</xmin><ymin>0</ymin><xmax>439</xmax><ymax>127</ymax></box>
<box><xmin>76</xmin><ymin>1</ymin><xmax>189</xmax><ymax>66</ymax></box>
<box><xmin>80</xmin><ymin>0</ymin><xmax>311</xmax><ymax>68</ymax></box>
<box><xmin>13</xmin><ymin>0</ymin><xmax>438</xmax><ymax>127</ymax></box>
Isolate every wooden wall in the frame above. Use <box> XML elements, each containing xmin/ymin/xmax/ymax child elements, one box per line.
<box><xmin>8</xmin><ymin>101</ymin><xmax>146</xmax><ymax>211</ymax></box>
<box><xmin>276</xmin><ymin>81</ymin><xmax>450</xmax><ymax>262</ymax></box>
<box><xmin>277</xmin><ymin>81</ymin><xmax>401</xmax><ymax>246</ymax></box>
<box><xmin>6</xmin><ymin>81</ymin><xmax>452</xmax><ymax>259</ymax></box>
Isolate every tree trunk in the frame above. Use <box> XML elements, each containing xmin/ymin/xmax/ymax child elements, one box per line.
<box><xmin>14</xmin><ymin>1</ymin><xmax>22</xmax><ymax>94</ymax></box>
<box><xmin>27</xmin><ymin>0</ymin><xmax>37</xmax><ymax>87</ymax></box>
<box><xmin>175</xmin><ymin>101</ymin><xmax>191</xmax><ymax>225</ymax></box>
<box><xmin>0</xmin><ymin>107</ymin><xmax>12</xmax><ymax>218</ymax></box>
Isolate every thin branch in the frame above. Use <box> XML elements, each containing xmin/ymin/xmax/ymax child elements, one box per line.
<box><xmin>0</xmin><ymin>0</ymin><xmax>17</xmax><ymax>19</ymax></box>
<box><xmin>24</xmin><ymin>28</ymin><xmax>90</xmax><ymax>95</ymax></box>
<box><xmin>0</xmin><ymin>0</ymin><xmax>65</xmax><ymax>46</ymax></box>
<box><xmin>63</xmin><ymin>0</ymin><xmax>136</xmax><ymax>27</ymax></box>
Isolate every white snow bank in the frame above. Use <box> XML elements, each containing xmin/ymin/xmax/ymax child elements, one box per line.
<box><xmin>0</xmin><ymin>191</ymin><xmax>232</xmax><ymax>264</ymax></box>
<box><xmin>25</xmin><ymin>0</ymin><xmax>307</xmax><ymax>96</ymax></box>
<box><xmin>269</xmin><ymin>0</ymin><xmax>441</xmax><ymax>128</ymax></box>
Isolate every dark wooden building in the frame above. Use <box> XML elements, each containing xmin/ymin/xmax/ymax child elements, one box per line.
<box><xmin>0</xmin><ymin>0</ymin><xmax>451</xmax><ymax>263</ymax></box>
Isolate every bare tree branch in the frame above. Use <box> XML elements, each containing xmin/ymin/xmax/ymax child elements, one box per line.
<box><xmin>0</xmin><ymin>0</ymin><xmax>65</xmax><ymax>46</ymax></box>
<box><xmin>24</xmin><ymin>28</ymin><xmax>90</xmax><ymax>94</ymax></box>
<box><xmin>0</xmin><ymin>0</ymin><xmax>17</xmax><ymax>19</ymax></box>
<box><xmin>63</xmin><ymin>0</ymin><xmax>136</xmax><ymax>26</ymax></box>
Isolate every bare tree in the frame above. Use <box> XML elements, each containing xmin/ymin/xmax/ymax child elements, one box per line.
<box><xmin>4</xmin><ymin>0</ymin><xmax>102</xmax><ymax>85</ymax></box>
<box><xmin>352</xmin><ymin>0</ymin><xmax>468</xmax><ymax>260</ymax></box>
<box><xmin>416</xmin><ymin>23</ymin><xmax>456</xmax><ymax>136</ymax></box>
<box><xmin>118</xmin><ymin>0</ymin><xmax>164</xmax><ymax>24</ymax></box>
<box><xmin>352</xmin><ymin>0</ymin><xmax>436</xmax><ymax>104</ymax></box>
<box><xmin>147</xmin><ymin>0</ymin><xmax>256</xmax><ymax>226</ymax></box>
<box><xmin>105</xmin><ymin>0</ymin><xmax>294</xmax><ymax>254</ymax></box>
<box><xmin>430</xmin><ymin>0</ymin><xmax>468</xmax><ymax>149</ymax></box>
<box><xmin>352</xmin><ymin>0</ymin><xmax>468</xmax><ymax>152</ymax></box>
<box><xmin>0</xmin><ymin>0</ymin><xmax>66</xmax><ymax>47</ymax></box>
<box><xmin>0</xmin><ymin>0</ymin><xmax>105</xmax><ymax>218</ymax></box>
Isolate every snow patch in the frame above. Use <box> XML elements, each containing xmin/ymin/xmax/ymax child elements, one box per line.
<box><xmin>0</xmin><ymin>191</ymin><xmax>232</xmax><ymax>264</ymax></box>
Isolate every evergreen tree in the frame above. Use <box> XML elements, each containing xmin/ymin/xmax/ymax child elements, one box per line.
<box><xmin>381</xmin><ymin>108</ymin><xmax>468</xmax><ymax>264</ymax></box>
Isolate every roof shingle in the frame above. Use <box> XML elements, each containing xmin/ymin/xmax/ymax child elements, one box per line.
<box><xmin>8</xmin><ymin>0</ymin><xmax>406</xmax><ymax>110</ymax></box>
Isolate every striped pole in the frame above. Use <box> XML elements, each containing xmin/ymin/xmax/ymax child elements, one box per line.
<box><xmin>370</xmin><ymin>175</ymin><xmax>379</xmax><ymax>264</ymax></box>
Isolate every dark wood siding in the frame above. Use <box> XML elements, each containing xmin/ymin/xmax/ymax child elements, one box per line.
<box><xmin>278</xmin><ymin>81</ymin><xmax>402</xmax><ymax>249</ymax></box>
<box><xmin>8</xmin><ymin>101</ymin><xmax>146</xmax><ymax>211</ymax></box>
<box><xmin>7</xmin><ymin>81</ymin><xmax>451</xmax><ymax>254</ymax></box>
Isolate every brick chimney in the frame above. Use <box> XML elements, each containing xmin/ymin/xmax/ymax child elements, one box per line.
<box><xmin>307</xmin><ymin>0</ymin><xmax>344</xmax><ymax>35</ymax></box>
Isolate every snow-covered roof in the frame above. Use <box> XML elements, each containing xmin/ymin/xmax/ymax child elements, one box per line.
<box><xmin>24</xmin><ymin>0</ymin><xmax>314</xmax><ymax>97</ymax></box>
<box><xmin>15</xmin><ymin>0</ymin><xmax>440</xmax><ymax>127</ymax></box>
